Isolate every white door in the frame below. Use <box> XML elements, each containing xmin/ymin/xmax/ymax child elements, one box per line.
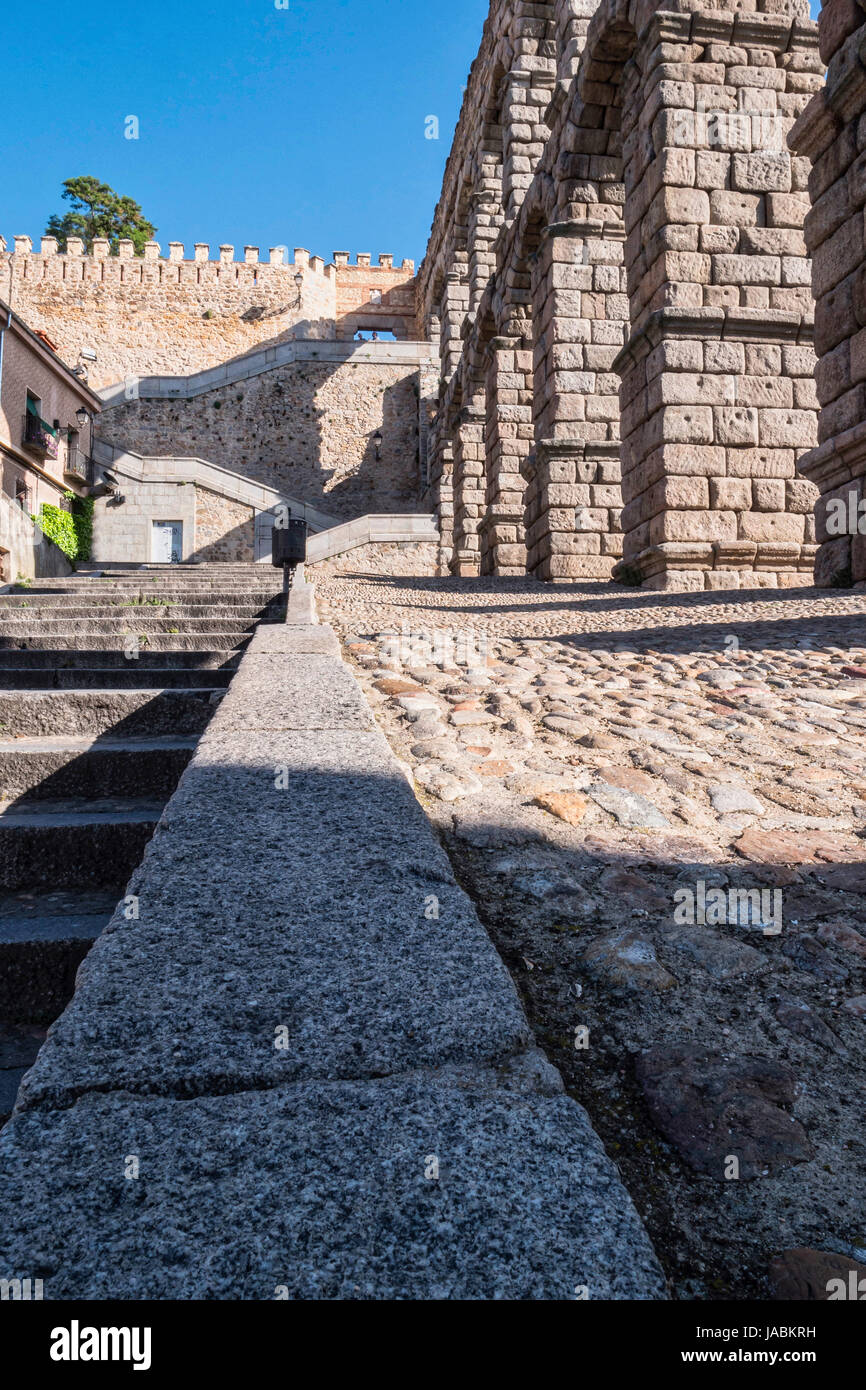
<box><xmin>254</xmin><ymin>510</ymin><xmax>275</xmax><ymax>564</ymax></box>
<box><xmin>152</xmin><ymin>521</ymin><xmax>183</xmax><ymax>563</ymax></box>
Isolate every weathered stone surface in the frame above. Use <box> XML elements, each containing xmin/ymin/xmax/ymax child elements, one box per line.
<box><xmin>15</xmin><ymin>729</ymin><xmax>531</xmax><ymax>1109</ymax></box>
<box><xmin>582</xmin><ymin>929</ymin><xmax>677</xmax><ymax>993</ymax></box>
<box><xmin>636</xmin><ymin>1043</ymin><xmax>812</xmax><ymax>1179</ymax></box>
<box><xmin>589</xmin><ymin>782</ymin><xmax>669</xmax><ymax>829</ymax></box>
<box><xmin>774</xmin><ymin>997</ymin><xmax>840</xmax><ymax>1051</ymax></box>
<box><xmin>661</xmin><ymin>926</ymin><xmax>768</xmax><ymax>981</ymax></box>
<box><xmin>533</xmin><ymin>790</ymin><xmax>588</xmax><ymax>826</ymax></box>
<box><xmin>208</xmin><ymin>655</ymin><xmax>375</xmax><ymax>732</ymax></box>
<box><xmin>768</xmin><ymin>1248</ymin><xmax>866</xmax><ymax>1301</ymax></box>
<box><xmin>0</xmin><ymin>1075</ymin><xmax>668</xmax><ymax>1300</ymax></box>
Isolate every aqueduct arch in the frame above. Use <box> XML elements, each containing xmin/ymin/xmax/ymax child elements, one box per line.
<box><xmin>420</xmin><ymin>0</ymin><xmax>825</xmax><ymax>590</ymax></box>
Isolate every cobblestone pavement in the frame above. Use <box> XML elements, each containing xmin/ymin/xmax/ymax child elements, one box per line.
<box><xmin>317</xmin><ymin>574</ymin><xmax>866</xmax><ymax>1301</ymax></box>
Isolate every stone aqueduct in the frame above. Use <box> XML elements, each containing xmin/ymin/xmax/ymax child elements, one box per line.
<box><xmin>418</xmin><ymin>0</ymin><xmax>840</xmax><ymax>591</ymax></box>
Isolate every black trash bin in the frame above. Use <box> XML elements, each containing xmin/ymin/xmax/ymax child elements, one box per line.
<box><xmin>271</xmin><ymin>518</ymin><xmax>307</xmax><ymax>568</ymax></box>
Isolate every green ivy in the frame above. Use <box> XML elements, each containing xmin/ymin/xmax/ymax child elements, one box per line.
<box><xmin>35</xmin><ymin>493</ymin><xmax>95</xmax><ymax>563</ymax></box>
<box><xmin>71</xmin><ymin>493</ymin><xmax>94</xmax><ymax>562</ymax></box>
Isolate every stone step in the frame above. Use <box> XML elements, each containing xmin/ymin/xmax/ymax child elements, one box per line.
<box><xmin>0</xmin><ymin>617</ymin><xmax>260</xmax><ymax>635</ymax></box>
<box><xmin>0</xmin><ymin>603</ymin><xmax>278</xmax><ymax>619</ymax></box>
<box><xmin>11</xmin><ymin>580</ymin><xmax>282</xmax><ymax>593</ymax></box>
<box><xmin>0</xmin><ymin>1023</ymin><xmax>47</xmax><ymax>1126</ymax></box>
<box><xmin>0</xmin><ymin>632</ymin><xmax>250</xmax><ymax>651</ymax></box>
<box><xmin>0</xmin><ymin>688</ymin><xmax>221</xmax><ymax>737</ymax></box>
<box><xmin>0</xmin><ymin>890</ymin><xmax>118</xmax><ymax>1026</ymax></box>
<box><xmin>0</xmin><ymin>736</ymin><xmax>197</xmax><ymax>800</ymax></box>
<box><xmin>0</xmin><ymin>667</ymin><xmax>236</xmax><ymax>689</ymax></box>
<box><xmin>0</xmin><ymin>649</ymin><xmax>240</xmax><ymax>670</ymax></box>
<box><xmin>0</xmin><ymin>799</ymin><xmax>163</xmax><ymax>891</ymax></box>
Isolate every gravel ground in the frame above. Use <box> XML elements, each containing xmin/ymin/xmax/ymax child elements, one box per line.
<box><xmin>316</xmin><ymin>574</ymin><xmax>866</xmax><ymax>1302</ymax></box>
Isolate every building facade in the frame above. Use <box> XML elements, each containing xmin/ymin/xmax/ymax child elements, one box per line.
<box><xmin>0</xmin><ymin>302</ymin><xmax>100</xmax><ymax>583</ymax></box>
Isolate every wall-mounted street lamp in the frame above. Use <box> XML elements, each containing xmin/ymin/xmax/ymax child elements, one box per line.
<box><xmin>373</xmin><ymin>429</ymin><xmax>383</xmax><ymax>461</ymax></box>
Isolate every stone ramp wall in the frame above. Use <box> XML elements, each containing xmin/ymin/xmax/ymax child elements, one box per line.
<box><xmin>0</xmin><ymin>493</ymin><xmax>73</xmax><ymax>587</ymax></box>
<box><xmin>0</xmin><ymin>589</ymin><xmax>665</xmax><ymax>1299</ymax></box>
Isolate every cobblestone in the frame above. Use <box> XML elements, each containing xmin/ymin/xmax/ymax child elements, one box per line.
<box><xmin>319</xmin><ymin>574</ymin><xmax>866</xmax><ymax>1299</ymax></box>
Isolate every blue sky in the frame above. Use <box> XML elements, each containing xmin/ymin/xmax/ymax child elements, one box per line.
<box><xmin>2</xmin><ymin>0</ymin><xmax>822</xmax><ymax>268</ymax></box>
<box><xmin>1</xmin><ymin>0</ymin><xmax>490</xmax><ymax>267</ymax></box>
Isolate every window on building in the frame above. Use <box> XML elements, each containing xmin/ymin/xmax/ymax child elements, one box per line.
<box><xmin>14</xmin><ymin>477</ymin><xmax>33</xmax><ymax>513</ymax></box>
<box><xmin>23</xmin><ymin>392</ymin><xmax>59</xmax><ymax>459</ymax></box>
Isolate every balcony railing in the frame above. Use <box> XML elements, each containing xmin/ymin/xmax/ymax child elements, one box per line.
<box><xmin>64</xmin><ymin>446</ymin><xmax>93</xmax><ymax>484</ymax></box>
<box><xmin>22</xmin><ymin>412</ymin><xmax>59</xmax><ymax>460</ymax></box>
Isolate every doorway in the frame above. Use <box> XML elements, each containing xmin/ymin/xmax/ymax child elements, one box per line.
<box><xmin>152</xmin><ymin>521</ymin><xmax>183</xmax><ymax>564</ymax></box>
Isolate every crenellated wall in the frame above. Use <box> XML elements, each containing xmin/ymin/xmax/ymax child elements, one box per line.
<box><xmin>0</xmin><ymin>238</ymin><xmax>418</xmax><ymax>390</ymax></box>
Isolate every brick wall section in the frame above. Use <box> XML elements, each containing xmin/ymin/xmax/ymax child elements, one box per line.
<box><xmin>789</xmin><ymin>0</ymin><xmax>866</xmax><ymax>586</ymax></box>
<box><xmin>96</xmin><ymin>359</ymin><xmax>422</xmax><ymax>521</ymax></box>
<box><xmin>0</xmin><ymin>240</ymin><xmax>420</xmax><ymax>390</ymax></box>
<box><xmin>333</xmin><ymin>254</ymin><xmax>418</xmax><ymax>339</ymax></box>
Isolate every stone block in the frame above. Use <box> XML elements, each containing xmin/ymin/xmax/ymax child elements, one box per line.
<box><xmin>758</xmin><ymin>410</ymin><xmax>818</xmax><ymax>449</ymax></box>
<box><xmin>732</xmin><ymin>153</ymin><xmax>791</xmax><ymax>193</ymax></box>
<box><xmin>710</xmin><ymin>477</ymin><xmax>753</xmax><ymax>510</ymax></box>
<box><xmin>15</xmin><ymin>729</ymin><xmax>532</xmax><ymax>1110</ymax></box>
<box><xmin>0</xmin><ymin>1078</ymin><xmax>667</xmax><ymax>1300</ymax></box>
<box><xmin>738</xmin><ymin>512</ymin><xmax>807</xmax><ymax>543</ymax></box>
<box><xmin>752</xmin><ymin>479</ymin><xmax>786</xmax><ymax>511</ymax></box>
<box><xmin>649</xmin><ymin>509</ymin><xmax>738</xmax><ymax>544</ymax></box>
<box><xmin>714</xmin><ymin>406</ymin><xmax>759</xmax><ymax>446</ymax></box>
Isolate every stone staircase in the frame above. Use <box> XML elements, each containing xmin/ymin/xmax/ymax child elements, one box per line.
<box><xmin>0</xmin><ymin>572</ymin><xmax>666</xmax><ymax>1300</ymax></box>
<box><xmin>0</xmin><ymin>563</ymin><xmax>282</xmax><ymax>1125</ymax></box>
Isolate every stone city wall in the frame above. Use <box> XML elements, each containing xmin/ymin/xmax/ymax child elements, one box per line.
<box><xmin>95</xmin><ymin>358</ymin><xmax>423</xmax><ymax>521</ymax></box>
<box><xmin>307</xmin><ymin>540</ymin><xmax>440</xmax><ymax>577</ymax></box>
<box><xmin>0</xmin><ymin>239</ymin><xmax>418</xmax><ymax>390</ymax></box>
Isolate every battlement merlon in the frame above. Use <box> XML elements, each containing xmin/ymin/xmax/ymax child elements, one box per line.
<box><xmin>1</xmin><ymin>236</ymin><xmax>414</xmax><ymax>275</ymax></box>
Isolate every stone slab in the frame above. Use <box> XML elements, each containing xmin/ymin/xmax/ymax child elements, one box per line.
<box><xmin>0</xmin><ymin>1073</ymin><xmax>667</xmax><ymax>1300</ymax></box>
<box><xmin>246</xmin><ymin>625</ymin><xmax>341</xmax><ymax>656</ymax></box>
<box><xmin>208</xmin><ymin>655</ymin><xmax>374</xmax><ymax>732</ymax></box>
<box><xmin>16</xmin><ymin>731</ymin><xmax>530</xmax><ymax>1108</ymax></box>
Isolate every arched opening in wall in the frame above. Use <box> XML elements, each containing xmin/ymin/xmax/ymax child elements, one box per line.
<box><xmin>449</xmin><ymin>311</ymin><xmax>492</xmax><ymax>577</ymax></box>
<box><xmin>467</xmin><ymin>65</ymin><xmax>508</xmax><ymax>312</ymax></box>
<box><xmin>524</xmin><ymin>12</ymin><xmax>635</xmax><ymax>582</ymax></box>
<box><xmin>351</xmin><ymin>328</ymin><xmax>397</xmax><ymax>342</ymax></box>
<box><xmin>515</xmin><ymin>208</ymin><xmax>548</xmax><ymax>578</ymax></box>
